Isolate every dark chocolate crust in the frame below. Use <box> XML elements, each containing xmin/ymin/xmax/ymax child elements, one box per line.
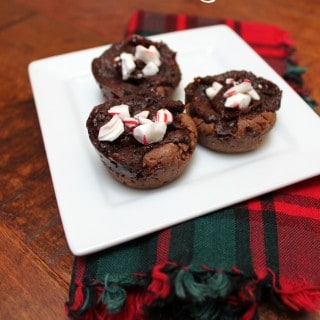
<box><xmin>92</xmin><ymin>34</ymin><xmax>181</xmax><ymax>99</ymax></box>
<box><xmin>185</xmin><ymin>70</ymin><xmax>282</xmax><ymax>153</ymax></box>
<box><xmin>86</xmin><ymin>93</ymin><xmax>198</xmax><ymax>189</ymax></box>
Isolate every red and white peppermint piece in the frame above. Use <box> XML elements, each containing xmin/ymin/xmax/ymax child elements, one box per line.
<box><xmin>133</xmin><ymin>110</ymin><xmax>151</xmax><ymax>124</ymax></box>
<box><xmin>225</xmin><ymin>78</ymin><xmax>236</xmax><ymax>84</ymax></box>
<box><xmin>248</xmin><ymin>89</ymin><xmax>260</xmax><ymax>100</ymax></box>
<box><xmin>205</xmin><ymin>81</ymin><xmax>223</xmax><ymax>99</ymax></box>
<box><xmin>138</xmin><ymin>117</ymin><xmax>152</xmax><ymax>125</ymax></box>
<box><xmin>133</xmin><ymin>122</ymin><xmax>167</xmax><ymax>145</ymax></box>
<box><xmin>224</xmin><ymin>93</ymin><xmax>251</xmax><ymax>110</ymax></box>
<box><xmin>224</xmin><ymin>80</ymin><xmax>253</xmax><ymax>97</ymax></box>
<box><xmin>156</xmin><ymin>108</ymin><xmax>173</xmax><ymax>124</ymax></box>
<box><xmin>119</xmin><ymin>52</ymin><xmax>136</xmax><ymax>80</ymax></box>
<box><xmin>142</xmin><ymin>61</ymin><xmax>159</xmax><ymax>77</ymax></box>
<box><xmin>98</xmin><ymin>115</ymin><xmax>124</xmax><ymax>141</ymax></box>
<box><xmin>135</xmin><ymin>45</ymin><xmax>161</xmax><ymax>67</ymax></box>
<box><xmin>108</xmin><ymin>104</ymin><xmax>130</xmax><ymax>120</ymax></box>
<box><xmin>134</xmin><ymin>110</ymin><xmax>149</xmax><ymax>120</ymax></box>
<box><xmin>123</xmin><ymin>117</ymin><xmax>139</xmax><ymax>128</ymax></box>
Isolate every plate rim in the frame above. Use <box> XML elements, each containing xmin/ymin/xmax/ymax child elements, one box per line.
<box><xmin>28</xmin><ymin>25</ymin><xmax>320</xmax><ymax>255</ymax></box>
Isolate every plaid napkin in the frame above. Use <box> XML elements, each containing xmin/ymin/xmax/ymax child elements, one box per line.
<box><xmin>66</xmin><ymin>10</ymin><xmax>320</xmax><ymax>320</ymax></box>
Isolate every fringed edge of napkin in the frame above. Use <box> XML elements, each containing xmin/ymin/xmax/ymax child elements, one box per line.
<box><xmin>66</xmin><ymin>262</ymin><xmax>320</xmax><ymax>319</ymax></box>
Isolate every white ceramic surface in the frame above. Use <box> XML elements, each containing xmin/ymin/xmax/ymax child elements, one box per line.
<box><xmin>29</xmin><ymin>25</ymin><xmax>320</xmax><ymax>255</ymax></box>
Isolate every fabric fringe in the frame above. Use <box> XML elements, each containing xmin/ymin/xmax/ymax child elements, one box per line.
<box><xmin>283</xmin><ymin>56</ymin><xmax>318</xmax><ymax>109</ymax></box>
<box><xmin>66</xmin><ymin>263</ymin><xmax>320</xmax><ymax>319</ymax></box>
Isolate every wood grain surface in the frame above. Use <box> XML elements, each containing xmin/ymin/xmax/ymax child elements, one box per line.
<box><xmin>1</xmin><ymin>0</ymin><xmax>319</xmax><ymax>319</ymax></box>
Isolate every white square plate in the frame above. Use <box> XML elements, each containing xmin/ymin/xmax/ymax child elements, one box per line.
<box><xmin>29</xmin><ymin>25</ymin><xmax>320</xmax><ymax>256</ymax></box>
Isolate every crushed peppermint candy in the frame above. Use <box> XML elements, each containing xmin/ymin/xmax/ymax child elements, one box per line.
<box><xmin>248</xmin><ymin>89</ymin><xmax>260</xmax><ymax>100</ymax></box>
<box><xmin>134</xmin><ymin>110</ymin><xmax>149</xmax><ymax>120</ymax></box>
<box><xmin>225</xmin><ymin>93</ymin><xmax>252</xmax><ymax>110</ymax></box>
<box><xmin>205</xmin><ymin>77</ymin><xmax>261</xmax><ymax>111</ymax></box>
<box><xmin>156</xmin><ymin>108</ymin><xmax>173</xmax><ymax>124</ymax></box>
<box><xmin>142</xmin><ymin>61</ymin><xmax>159</xmax><ymax>77</ymax></box>
<box><xmin>123</xmin><ymin>117</ymin><xmax>139</xmax><ymax>128</ymax></box>
<box><xmin>135</xmin><ymin>45</ymin><xmax>161</xmax><ymax>67</ymax></box>
<box><xmin>205</xmin><ymin>81</ymin><xmax>223</xmax><ymax>99</ymax></box>
<box><xmin>98</xmin><ymin>105</ymin><xmax>173</xmax><ymax>144</ymax></box>
<box><xmin>223</xmin><ymin>79</ymin><xmax>260</xmax><ymax>110</ymax></box>
<box><xmin>138</xmin><ymin>116</ymin><xmax>153</xmax><ymax>125</ymax></box>
<box><xmin>134</xmin><ymin>111</ymin><xmax>152</xmax><ymax>125</ymax></box>
<box><xmin>133</xmin><ymin>122</ymin><xmax>167</xmax><ymax>145</ymax></box>
<box><xmin>119</xmin><ymin>53</ymin><xmax>135</xmax><ymax>80</ymax></box>
<box><xmin>116</xmin><ymin>44</ymin><xmax>161</xmax><ymax>80</ymax></box>
<box><xmin>108</xmin><ymin>104</ymin><xmax>130</xmax><ymax>119</ymax></box>
<box><xmin>98</xmin><ymin>115</ymin><xmax>124</xmax><ymax>141</ymax></box>
<box><xmin>224</xmin><ymin>80</ymin><xmax>253</xmax><ymax>98</ymax></box>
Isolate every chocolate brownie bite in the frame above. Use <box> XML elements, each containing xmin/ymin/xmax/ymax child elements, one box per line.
<box><xmin>86</xmin><ymin>93</ymin><xmax>197</xmax><ymax>189</ymax></box>
<box><xmin>185</xmin><ymin>70</ymin><xmax>282</xmax><ymax>153</ymax></box>
<box><xmin>92</xmin><ymin>34</ymin><xmax>181</xmax><ymax>99</ymax></box>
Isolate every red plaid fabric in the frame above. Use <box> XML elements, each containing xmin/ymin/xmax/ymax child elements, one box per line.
<box><xmin>66</xmin><ymin>11</ymin><xmax>320</xmax><ymax>320</ymax></box>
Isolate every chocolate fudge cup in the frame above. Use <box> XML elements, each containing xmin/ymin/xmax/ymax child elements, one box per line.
<box><xmin>87</xmin><ymin>92</ymin><xmax>198</xmax><ymax>189</ymax></box>
<box><xmin>92</xmin><ymin>34</ymin><xmax>181</xmax><ymax>99</ymax></box>
<box><xmin>185</xmin><ymin>70</ymin><xmax>282</xmax><ymax>153</ymax></box>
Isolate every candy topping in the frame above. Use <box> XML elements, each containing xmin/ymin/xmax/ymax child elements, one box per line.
<box><xmin>133</xmin><ymin>122</ymin><xmax>167</xmax><ymax>145</ymax></box>
<box><xmin>116</xmin><ymin>44</ymin><xmax>161</xmax><ymax>80</ymax></box>
<box><xmin>224</xmin><ymin>79</ymin><xmax>260</xmax><ymax>110</ymax></box>
<box><xmin>225</xmin><ymin>78</ymin><xmax>237</xmax><ymax>85</ymax></box>
<box><xmin>134</xmin><ymin>110</ymin><xmax>149</xmax><ymax>120</ymax></box>
<box><xmin>248</xmin><ymin>89</ymin><xmax>260</xmax><ymax>100</ymax></box>
<box><xmin>205</xmin><ymin>81</ymin><xmax>223</xmax><ymax>99</ymax></box>
<box><xmin>225</xmin><ymin>93</ymin><xmax>252</xmax><ymax>110</ymax></box>
<box><xmin>206</xmin><ymin>77</ymin><xmax>261</xmax><ymax>111</ymax></box>
<box><xmin>98</xmin><ymin>105</ymin><xmax>173</xmax><ymax>144</ymax></box>
<box><xmin>123</xmin><ymin>117</ymin><xmax>139</xmax><ymax>128</ymax></box>
<box><xmin>108</xmin><ymin>104</ymin><xmax>130</xmax><ymax>119</ymax></box>
<box><xmin>224</xmin><ymin>80</ymin><xmax>253</xmax><ymax>98</ymax></box>
<box><xmin>142</xmin><ymin>62</ymin><xmax>159</xmax><ymax>77</ymax></box>
<box><xmin>134</xmin><ymin>110</ymin><xmax>152</xmax><ymax>125</ymax></box>
<box><xmin>135</xmin><ymin>45</ymin><xmax>161</xmax><ymax>67</ymax></box>
<box><xmin>156</xmin><ymin>108</ymin><xmax>173</xmax><ymax>124</ymax></box>
<box><xmin>119</xmin><ymin>53</ymin><xmax>136</xmax><ymax>80</ymax></box>
<box><xmin>98</xmin><ymin>115</ymin><xmax>124</xmax><ymax>141</ymax></box>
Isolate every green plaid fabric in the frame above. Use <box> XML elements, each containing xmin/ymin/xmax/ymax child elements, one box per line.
<box><xmin>66</xmin><ymin>11</ymin><xmax>320</xmax><ymax>320</ymax></box>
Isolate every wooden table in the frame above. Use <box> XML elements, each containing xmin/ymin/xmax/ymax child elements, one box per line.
<box><xmin>1</xmin><ymin>0</ymin><xmax>319</xmax><ymax>319</ymax></box>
